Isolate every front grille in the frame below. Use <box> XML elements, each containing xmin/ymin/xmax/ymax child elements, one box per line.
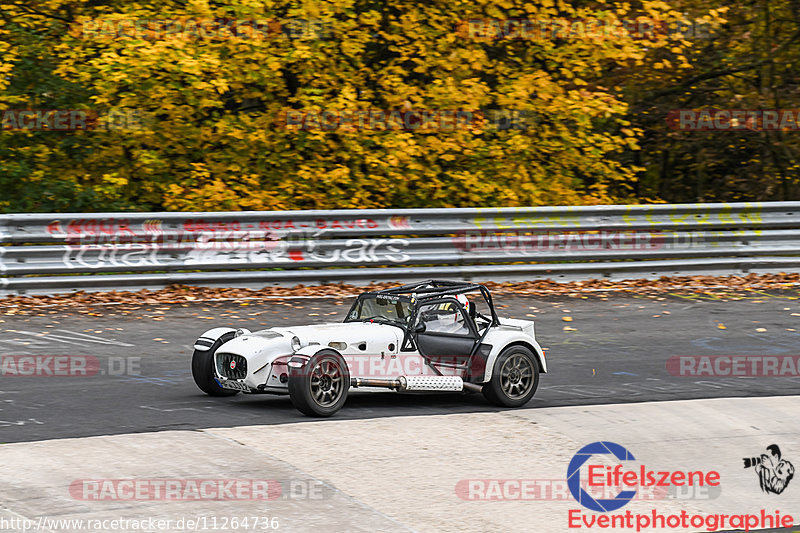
<box><xmin>216</xmin><ymin>353</ymin><xmax>247</xmax><ymax>380</ymax></box>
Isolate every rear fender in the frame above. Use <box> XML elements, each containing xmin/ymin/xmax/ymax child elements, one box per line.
<box><xmin>481</xmin><ymin>338</ymin><xmax>547</xmax><ymax>383</ymax></box>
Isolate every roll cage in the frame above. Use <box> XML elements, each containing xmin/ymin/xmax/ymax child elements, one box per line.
<box><xmin>344</xmin><ymin>280</ymin><xmax>500</xmax><ymax>354</ymax></box>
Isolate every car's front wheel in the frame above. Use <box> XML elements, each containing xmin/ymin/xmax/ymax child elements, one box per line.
<box><xmin>288</xmin><ymin>350</ymin><xmax>350</xmax><ymax>417</ymax></box>
<box><xmin>482</xmin><ymin>345</ymin><xmax>539</xmax><ymax>407</ymax></box>
<box><xmin>191</xmin><ymin>332</ymin><xmax>239</xmax><ymax>396</ymax></box>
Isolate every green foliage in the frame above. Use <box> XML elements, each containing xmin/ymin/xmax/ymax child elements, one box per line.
<box><xmin>619</xmin><ymin>0</ymin><xmax>800</xmax><ymax>202</ymax></box>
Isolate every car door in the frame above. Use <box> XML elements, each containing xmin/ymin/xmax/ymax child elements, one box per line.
<box><xmin>414</xmin><ymin>298</ymin><xmax>477</xmax><ymax>367</ymax></box>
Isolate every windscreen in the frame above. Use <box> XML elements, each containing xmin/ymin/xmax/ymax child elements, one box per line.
<box><xmin>345</xmin><ymin>294</ymin><xmax>413</xmax><ymax>325</ymax></box>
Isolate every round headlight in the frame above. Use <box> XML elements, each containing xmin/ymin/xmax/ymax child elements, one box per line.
<box><xmin>291</xmin><ymin>336</ymin><xmax>301</xmax><ymax>351</ymax></box>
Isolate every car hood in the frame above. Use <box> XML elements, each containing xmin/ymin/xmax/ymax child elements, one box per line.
<box><xmin>216</xmin><ymin>332</ymin><xmax>293</xmax><ymax>360</ymax></box>
<box><xmin>272</xmin><ymin>322</ymin><xmax>404</xmax><ymax>355</ymax></box>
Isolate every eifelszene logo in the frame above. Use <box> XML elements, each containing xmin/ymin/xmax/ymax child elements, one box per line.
<box><xmin>743</xmin><ymin>444</ymin><xmax>795</xmax><ymax>495</ymax></box>
<box><xmin>568</xmin><ymin>441</ymin><xmax>638</xmax><ymax>512</ymax></box>
<box><xmin>567</xmin><ymin>441</ymin><xmax>721</xmax><ymax>512</ymax></box>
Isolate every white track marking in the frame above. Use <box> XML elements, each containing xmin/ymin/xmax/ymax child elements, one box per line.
<box><xmin>0</xmin><ymin>418</ymin><xmax>44</xmax><ymax>427</ymax></box>
<box><xmin>2</xmin><ymin>329</ymin><xmax>134</xmax><ymax>347</ymax></box>
<box><xmin>54</xmin><ymin>329</ymin><xmax>135</xmax><ymax>346</ymax></box>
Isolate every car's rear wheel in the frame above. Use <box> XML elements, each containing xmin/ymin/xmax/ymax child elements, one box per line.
<box><xmin>482</xmin><ymin>345</ymin><xmax>539</xmax><ymax>407</ymax></box>
<box><xmin>191</xmin><ymin>332</ymin><xmax>239</xmax><ymax>396</ymax></box>
<box><xmin>288</xmin><ymin>350</ymin><xmax>350</xmax><ymax>417</ymax></box>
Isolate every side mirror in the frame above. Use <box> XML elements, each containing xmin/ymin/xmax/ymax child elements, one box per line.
<box><xmin>414</xmin><ymin>322</ymin><xmax>426</xmax><ymax>333</ymax></box>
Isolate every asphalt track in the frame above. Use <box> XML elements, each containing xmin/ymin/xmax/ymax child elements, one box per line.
<box><xmin>2</xmin><ymin>291</ymin><xmax>800</xmax><ymax>443</ymax></box>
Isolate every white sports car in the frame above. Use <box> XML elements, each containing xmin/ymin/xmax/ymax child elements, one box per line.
<box><xmin>191</xmin><ymin>280</ymin><xmax>547</xmax><ymax>416</ymax></box>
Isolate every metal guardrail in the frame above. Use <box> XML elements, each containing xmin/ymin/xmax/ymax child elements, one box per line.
<box><xmin>2</xmin><ymin>202</ymin><xmax>800</xmax><ymax>295</ymax></box>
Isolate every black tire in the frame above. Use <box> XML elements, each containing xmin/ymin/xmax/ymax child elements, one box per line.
<box><xmin>482</xmin><ymin>345</ymin><xmax>539</xmax><ymax>407</ymax></box>
<box><xmin>191</xmin><ymin>332</ymin><xmax>239</xmax><ymax>396</ymax></box>
<box><xmin>288</xmin><ymin>350</ymin><xmax>350</xmax><ymax>417</ymax></box>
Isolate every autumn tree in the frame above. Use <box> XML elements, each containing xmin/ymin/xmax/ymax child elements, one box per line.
<box><xmin>0</xmin><ymin>0</ymin><xmax>718</xmax><ymax>212</ymax></box>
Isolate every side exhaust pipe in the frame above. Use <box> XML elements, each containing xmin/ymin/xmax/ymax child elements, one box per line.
<box><xmin>461</xmin><ymin>382</ymin><xmax>483</xmax><ymax>393</ymax></box>
<box><xmin>350</xmin><ymin>376</ymin><xmax>482</xmax><ymax>392</ymax></box>
<box><xmin>350</xmin><ymin>378</ymin><xmax>402</xmax><ymax>390</ymax></box>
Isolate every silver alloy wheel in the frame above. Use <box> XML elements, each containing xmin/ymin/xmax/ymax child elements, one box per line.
<box><xmin>310</xmin><ymin>357</ymin><xmax>345</xmax><ymax>407</ymax></box>
<box><xmin>500</xmin><ymin>353</ymin><xmax>534</xmax><ymax>399</ymax></box>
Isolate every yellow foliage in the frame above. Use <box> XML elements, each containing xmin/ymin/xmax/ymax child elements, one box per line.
<box><xmin>0</xmin><ymin>0</ymin><xmax>719</xmax><ymax>212</ymax></box>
